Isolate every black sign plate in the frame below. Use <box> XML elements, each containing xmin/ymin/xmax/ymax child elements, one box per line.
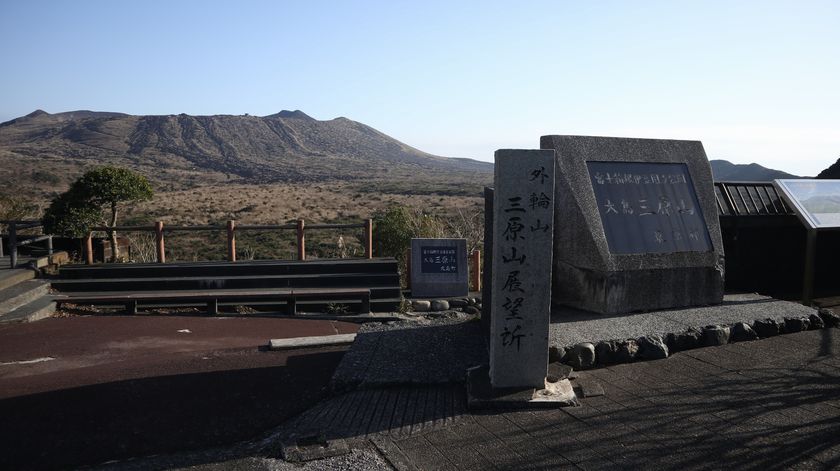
<box><xmin>420</xmin><ymin>246</ymin><xmax>459</xmax><ymax>273</ymax></box>
<box><xmin>587</xmin><ymin>161</ymin><xmax>713</xmax><ymax>254</ymax></box>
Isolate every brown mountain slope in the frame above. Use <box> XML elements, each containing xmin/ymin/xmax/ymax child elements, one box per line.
<box><xmin>0</xmin><ymin>109</ymin><xmax>492</xmax><ymax>198</ymax></box>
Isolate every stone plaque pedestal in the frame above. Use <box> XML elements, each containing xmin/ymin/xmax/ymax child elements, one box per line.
<box><xmin>540</xmin><ymin>135</ymin><xmax>725</xmax><ymax>315</ymax></box>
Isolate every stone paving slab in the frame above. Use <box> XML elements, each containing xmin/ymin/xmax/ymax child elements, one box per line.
<box><xmin>550</xmin><ymin>292</ymin><xmax>818</xmax><ymax>348</ymax></box>
<box><xmin>269</xmin><ymin>333</ymin><xmax>357</xmax><ymax>350</ymax></box>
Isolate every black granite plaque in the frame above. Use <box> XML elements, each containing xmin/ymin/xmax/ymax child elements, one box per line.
<box><xmin>420</xmin><ymin>246</ymin><xmax>459</xmax><ymax>273</ymax></box>
<box><xmin>587</xmin><ymin>161</ymin><xmax>713</xmax><ymax>254</ymax></box>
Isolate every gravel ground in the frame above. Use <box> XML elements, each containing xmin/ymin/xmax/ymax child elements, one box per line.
<box><xmin>96</xmin><ymin>447</ymin><xmax>392</xmax><ymax>471</ymax></box>
<box><xmin>330</xmin><ymin>311</ymin><xmax>487</xmax><ymax>391</ymax></box>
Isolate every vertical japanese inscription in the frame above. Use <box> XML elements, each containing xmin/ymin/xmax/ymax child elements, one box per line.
<box><xmin>490</xmin><ymin>150</ymin><xmax>555</xmax><ymax>389</ymax></box>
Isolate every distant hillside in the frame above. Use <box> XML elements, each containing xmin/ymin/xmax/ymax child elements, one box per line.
<box><xmin>710</xmin><ymin>160</ymin><xmax>799</xmax><ymax>181</ymax></box>
<box><xmin>0</xmin><ymin>109</ymin><xmax>493</xmax><ymax>198</ymax></box>
<box><xmin>817</xmin><ymin>157</ymin><xmax>840</xmax><ymax>179</ymax></box>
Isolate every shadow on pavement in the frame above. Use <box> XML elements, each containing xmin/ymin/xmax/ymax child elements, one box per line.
<box><xmin>0</xmin><ymin>350</ymin><xmax>347</xmax><ymax>471</ymax></box>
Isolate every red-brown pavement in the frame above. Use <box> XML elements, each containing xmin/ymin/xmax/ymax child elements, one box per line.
<box><xmin>0</xmin><ymin>315</ymin><xmax>360</xmax><ymax>470</ymax></box>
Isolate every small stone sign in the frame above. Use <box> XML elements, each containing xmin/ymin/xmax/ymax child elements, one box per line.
<box><xmin>490</xmin><ymin>149</ymin><xmax>555</xmax><ymax>389</ymax></box>
<box><xmin>410</xmin><ymin>238</ymin><xmax>468</xmax><ymax>297</ymax></box>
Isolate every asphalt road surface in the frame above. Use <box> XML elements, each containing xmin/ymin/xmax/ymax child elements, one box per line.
<box><xmin>0</xmin><ymin>315</ymin><xmax>359</xmax><ymax>470</ymax></box>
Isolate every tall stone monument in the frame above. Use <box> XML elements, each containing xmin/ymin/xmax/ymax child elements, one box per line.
<box><xmin>489</xmin><ymin>149</ymin><xmax>555</xmax><ymax>388</ymax></box>
<box><xmin>540</xmin><ymin>135</ymin><xmax>724</xmax><ymax>315</ymax></box>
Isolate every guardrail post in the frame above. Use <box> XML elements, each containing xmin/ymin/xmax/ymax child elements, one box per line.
<box><xmin>296</xmin><ymin>219</ymin><xmax>306</xmax><ymax>261</ymax></box>
<box><xmin>227</xmin><ymin>220</ymin><xmax>236</xmax><ymax>262</ymax></box>
<box><xmin>47</xmin><ymin>235</ymin><xmax>53</xmax><ymax>256</ymax></box>
<box><xmin>9</xmin><ymin>222</ymin><xmax>17</xmax><ymax>268</ymax></box>
<box><xmin>471</xmin><ymin>249</ymin><xmax>481</xmax><ymax>292</ymax></box>
<box><xmin>364</xmin><ymin>218</ymin><xmax>373</xmax><ymax>259</ymax></box>
<box><xmin>85</xmin><ymin>232</ymin><xmax>94</xmax><ymax>265</ymax></box>
<box><xmin>155</xmin><ymin>221</ymin><xmax>166</xmax><ymax>264</ymax></box>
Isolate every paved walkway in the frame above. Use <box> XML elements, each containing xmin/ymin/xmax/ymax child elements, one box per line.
<box><xmin>94</xmin><ymin>327</ymin><xmax>840</xmax><ymax>470</ymax></box>
<box><xmin>0</xmin><ymin>316</ymin><xmax>360</xmax><ymax>470</ymax></box>
<box><xmin>382</xmin><ymin>328</ymin><xmax>840</xmax><ymax>470</ymax></box>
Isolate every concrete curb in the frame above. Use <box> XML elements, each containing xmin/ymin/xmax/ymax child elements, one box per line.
<box><xmin>269</xmin><ymin>333</ymin><xmax>357</xmax><ymax>350</ymax></box>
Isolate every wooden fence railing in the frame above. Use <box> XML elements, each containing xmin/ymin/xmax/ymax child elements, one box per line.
<box><xmin>85</xmin><ymin>218</ymin><xmax>373</xmax><ymax>265</ymax></box>
<box><xmin>0</xmin><ymin>220</ymin><xmax>54</xmax><ymax>268</ymax></box>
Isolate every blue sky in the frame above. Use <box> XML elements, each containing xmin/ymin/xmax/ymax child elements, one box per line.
<box><xmin>1</xmin><ymin>0</ymin><xmax>838</xmax><ymax>175</ymax></box>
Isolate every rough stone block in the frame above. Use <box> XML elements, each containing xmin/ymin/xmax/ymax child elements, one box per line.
<box><xmin>616</xmin><ymin>339</ymin><xmax>639</xmax><ymax>363</ymax></box>
<box><xmin>703</xmin><ymin>325</ymin><xmax>730</xmax><ymax>346</ymax></box>
<box><xmin>595</xmin><ymin>339</ymin><xmax>641</xmax><ymax>365</ymax></box>
<box><xmin>548</xmin><ymin>345</ymin><xmax>566</xmax><ymax>363</ymax></box>
<box><xmin>818</xmin><ymin>308</ymin><xmax>840</xmax><ymax>327</ymax></box>
<box><xmin>430</xmin><ymin>300</ymin><xmax>450</xmax><ymax>311</ymax></box>
<box><xmin>809</xmin><ymin>313</ymin><xmax>825</xmax><ymax>330</ymax></box>
<box><xmin>667</xmin><ymin>328</ymin><xmax>702</xmax><ymax>352</ymax></box>
<box><xmin>784</xmin><ymin>317</ymin><xmax>809</xmax><ymax>333</ymax></box>
<box><xmin>730</xmin><ymin>322</ymin><xmax>758</xmax><ymax>342</ymax></box>
<box><xmin>752</xmin><ymin>318</ymin><xmax>781</xmax><ymax>338</ymax></box>
<box><xmin>411</xmin><ymin>300</ymin><xmax>431</xmax><ymax>312</ymax></box>
<box><xmin>448</xmin><ymin>298</ymin><xmax>469</xmax><ymax>308</ymax></box>
<box><xmin>568</xmin><ymin>342</ymin><xmax>596</xmax><ymax>370</ymax></box>
<box><xmin>637</xmin><ymin>335</ymin><xmax>669</xmax><ymax>360</ymax></box>
<box><xmin>546</xmin><ymin>362</ymin><xmax>573</xmax><ymax>382</ymax></box>
<box><xmin>595</xmin><ymin>340</ymin><xmax>619</xmax><ymax>365</ymax></box>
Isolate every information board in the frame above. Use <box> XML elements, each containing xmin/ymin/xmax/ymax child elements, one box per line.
<box><xmin>420</xmin><ymin>246</ymin><xmax>459</xmax><ymax>273</ymax></box>
<box><xmin>587</xmin><ymin>161</ymin><xmax>713</xmax><ymax>254</ymax></box>
<box><xmin>775</xmin><ymin>179</ymin><xmax>840</xmax><ymax>229</ymax></box>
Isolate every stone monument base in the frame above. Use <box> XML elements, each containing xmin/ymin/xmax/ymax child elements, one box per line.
<box><xmin>466</xmin><ymin>365</ymin><xmax>578</xmax><ymax>410</ymax></box>
<box><xmin>555</xmin><ymin>261</ymin><xmax>724</xmax><ymax>315</ymax></box>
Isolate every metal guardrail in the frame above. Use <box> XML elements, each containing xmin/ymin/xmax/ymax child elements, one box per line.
<box><xmin>0</xmin><ymin>220</ymin><xmax>54</xmax><ymax>268</ymax></box>
<box><xmin>714</xmin><ymin>182</ymin><xmax>793</xmax><ymax>216</ymax></box>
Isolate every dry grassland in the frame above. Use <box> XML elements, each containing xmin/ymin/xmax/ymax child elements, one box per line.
<box><xmin>115</xmin><ymin>182</ymin><xmax>484</xmax><ymax>262</ymax></box>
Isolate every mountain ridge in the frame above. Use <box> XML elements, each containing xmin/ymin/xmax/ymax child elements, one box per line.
<box><xmin>710</xmin><ymin>159</ymin><xmax>799</xmax><ymax>181</ymax></box>
<box><xmin>0</xmin><ymin>109</ymin><xmax>493</xmax><ymax>197</ymax></box>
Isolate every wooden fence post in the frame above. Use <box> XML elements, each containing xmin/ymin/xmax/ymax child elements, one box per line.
<box><xmin>85</xmin><ymin>232</ymin><xmax>93</xmax><ymax>265</ymax></box>
<box><xmin>9</xmin><ymin>222</ymin><xmax>17</xmax><ymax>268</ymax></box>
<box><xmin>364</xmin><ymin>218</ymin><xmax>373</xmax><ymax>259</ymax></box>
<box><xmin>296</xmin><ymin>219</ymin><xmax>305</xmax><ymax>261</ymax></box>
<box><xmin>471</xmin><ymin>249</ymin><xmax>481</xmax><ymax>292</ymax></box>
<box><xmin>155</xmin><ymin>221</ymin><xmax>165</xmax><ymax>263</ymax></box>
<box><xmin>227</xmin><ymin>220</ymin><xmax>236</xmax><ymax>262</ymax></box>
